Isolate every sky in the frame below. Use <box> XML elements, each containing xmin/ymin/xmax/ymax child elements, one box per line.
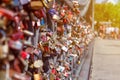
<box><xmin>95</xmin><ymin>0</ymin><xmax>118</xmax><ymax>4</ymax></box>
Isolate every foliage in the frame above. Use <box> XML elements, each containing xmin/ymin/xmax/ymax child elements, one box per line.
<box><xmin>94</xmin><ymin>2</ymin><xmax>120</xmax><ymax>29</ymax></box>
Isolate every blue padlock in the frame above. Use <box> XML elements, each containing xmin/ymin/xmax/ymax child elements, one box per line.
<box><xmin>40</xmin><ymin>18</ymin><xmax>45</xmax><ymax>26</ymax></box>
<box><xmin>48</xmin><ymin>8</ymin><xmax>56</xmax><ymax>15</ymax></box>
<box><xmin>13</xmin><ymin>0</ymin><xmax>20</xmax><ymax>6</ymax></box>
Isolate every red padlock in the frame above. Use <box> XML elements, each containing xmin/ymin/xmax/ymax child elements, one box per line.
<box><xmin>0</xmin><ymin>8</ymin><xmax>21</xmax><ymax>31</ymax></box>
<box><xmin>2</xmin><ymin>0</ymin><xmax>11</xmax><ymax>4</ymax></box>
<box><xmin>33</xmin><ymin>8</ymin><xmax>46</xmax><ymax>19</ymax></box>
<box><xmin>63</xmin><ymin>18</ymin><xmax>68</xmax><ymax>24</ymax></box>
<box><xmin>11</xmin><ymin>31</ymin><xmax>24</xmax><ymax>41</ymax></box>
<box><xmin>21</xmin><ymin>51</ymin><xmax>28</xmax><ymax>59</ymax></box>
<box><xmin>0</xmin><ymin>8</ymin><xmax>18</xmax><ymax>21</ymax></box>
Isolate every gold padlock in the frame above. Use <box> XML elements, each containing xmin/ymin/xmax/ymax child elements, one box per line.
<box><xmin>42</xmin><ymin>0</ymin><xmax>49</xmax><ymax>8</ymax></box>
<box><xmin>34</xmin><ymin>74</ymin><xmax>40</xmax><ymax>80</ymax></box>
<box><xmin>30</xmin><ymin>1</ymin><xmax>43</xmax><ymax>10</ymax></box>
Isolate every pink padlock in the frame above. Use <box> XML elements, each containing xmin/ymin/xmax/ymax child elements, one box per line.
<box><xmin>41</xmin><ymin>35</ymin><xmax>47</xmax><ymax>42</ymax></box>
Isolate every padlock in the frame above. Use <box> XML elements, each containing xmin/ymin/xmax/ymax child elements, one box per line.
<box><xmin>46</xmin><ymin>31</ymin><xmax>52</xmax><ymax>37</ymax></box>
<box><xmin>33</xmin><ymin>8</ymin><xmax>46</xmax><ymax>19</ymax></box>
<box><xmin>63</xmin><ymin>5</ymin><xmax>68</xmax><ymax>11</ymax></box>
<box><xmin>48</xmin><ymin>8</ymin><xmax>60</xmax><ymax>20</ymax></box>
<box><xmin>0</xmin><ymin>30</ymin><xmax>8</xmax><ymax>59</ymax></box>
<box><xmin>23</xmin><ymin>30</ymin><xmax>34</xmax><ymax>36</ymax></box>
<box><xmin>9</xmin><ymin>40</ymin><xmax>23</xmax><ymax>50</ymax></box>
<box><xmin>22</xmin><ymin>40</ymin><xmax>33</xmax><ymax>47</ymax></box>
<box><xmin>19</xmin><ymin>0</ymin><xmax>29</xmax><ymax>5</ymax></box>
<box><xmin>56</xmin><ymin>66</ymin><xmax>65</xmax><ymax>72</ymax></box>
<box><xmin>11</xmin><ymin>31</ymin><xmax>24</xmax><ymax>41</ymax></box>
<box><xmin>57</xmin><ymin>26</ymin><xmax>64</xmax><ymax>36</ymax></box>
<box><xmin>48</xmin><ymin>8</ymin><xmax>56</xmax><ymax>15</ymax></box>
<box><xmin>42</xmin><ymin>0</ymin><xmax>53</xmax><ymax>8</ymax></box>
<box><xmin>43</xmin><ymin>44</ymin><xmax>49</xmax><ymax>52</ymax></box>
<box><xmin>0</xmin><ymin>8</ymin><xmax>22</xmax><ymax>32</ymax></box>
<box><xmin>2</xmin><ymin>0</ymin><xmax>12</xmax><ymax>5</ymax></box>
<box><xmin>13</xmin><ymin>0</ymin><xmax>20</xmax><ymax>6</ymax></box>
<box><xmin>35</xmin><ymin>74</ymin><xmax>40</xmax><ymax>79</ymax></box>
<box><xmin>40</xmin><ymin>18</ymin><xmax>45</xmax><ymax>26</ymax></box>
<box><xmin>0</xmin><ymin>29</ymin><xmax>6</xmax><ymax>42</ymax></box>
<box><xmin>60</xmin><ymin>10</ymin><xmax>65</xmax><ymax>17</ymax></box>
<box><xmin>0</xmin><ymin>8</ymin><xmax>18</xmax><ymax>22</ymax></box>
<box><xmin>68</xmin><ymin>11</ymin><xmax>73</xmax><ymax>20</ymax></box>
<box><xmin>52</xmin><ymin>14</ymin><xmax>60</xmax><ymax>20</ymax></box>
<box><xmin>61</xmin><ymin>46</ymin><xmax>68</xmax><ymax>52</ymax></box>
<box><xmin>63</xmin><ymin>18</ymin><xmax>68</xmax><ymax>24</ymax></box>
<box><xmin>30</xmin><ymin>0</ymin><xmax>43</xmax><ymax>10</ymax></box>
<box><xmin>51</xmin><ymin>68</ymin><xmax>56</xmax><ymax>74</ymax></box>
<box><xmin>20</xmin><ymin>51</ymin><xmax>29</xmax><ymax>59</ymax></box>
<box><xmin>0</xmin><ymin>41</ymin><xmax>8</xmax><ymax>59</ymax></box>
<box><xmin>33</xmin><ymin>60</ymin><xmax>43</xmax><ymax>68</ymax></box>
<box><xmin>41</xmin><ymin>35</ymin><xmax>47</xmax><ymax>42</ymax></box>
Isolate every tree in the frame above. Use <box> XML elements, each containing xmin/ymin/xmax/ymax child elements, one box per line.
<box><xmin>94</xmin><ymin>2</ymin><xmax>120</xmax><ymax>30</ymax></box>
